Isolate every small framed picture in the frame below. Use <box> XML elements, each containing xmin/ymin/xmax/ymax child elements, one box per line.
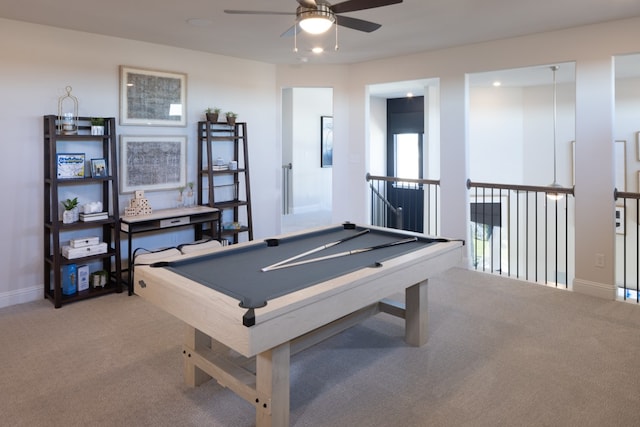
<box><xmin>91</xmin><ymin>158</ymin><xmax>108</xmax><ymax>178</ymax></box>
<box><xmin>57</xmin><ymin>153</ymin><xmax>85</xmax><ymax>179</ymax></box>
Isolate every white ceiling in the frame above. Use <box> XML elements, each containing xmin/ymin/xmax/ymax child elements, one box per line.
<box><xmin>2</xmin><ymin>0</ymin><xmax>640</xmax><ymax>66</ymax></box>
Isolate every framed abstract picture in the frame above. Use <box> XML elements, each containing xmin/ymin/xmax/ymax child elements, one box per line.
<box><xmin>120</xmin><ymin>135</ymin><xmax>186</xmax><ymax>193</ymax></box>
<box><xmin>119</xmin><ymin>66</ymin><xmax>187</xmax><ymax>126</ymax></box>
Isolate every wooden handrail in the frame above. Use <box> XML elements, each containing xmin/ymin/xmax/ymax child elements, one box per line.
<box><xmin>467</xmin><ymin>179</ymin><xmax>574</xmax><ymax>196</ymax></box>
<box><xmin>366</xmin><ymin>173</ymin><xmax>440</xmax><ymax>186</ymax></box>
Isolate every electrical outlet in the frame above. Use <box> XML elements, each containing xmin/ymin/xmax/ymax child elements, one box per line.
<box><xmin>595</xmin><ymin>253</ymin><xmax>605</xmax><ymax>268</ymax></box>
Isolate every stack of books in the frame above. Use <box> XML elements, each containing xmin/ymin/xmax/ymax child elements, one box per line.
<box><xmin>80</xmin><ymin>211</ymin><xmax>108</xmax><ymax>222</ymax></box>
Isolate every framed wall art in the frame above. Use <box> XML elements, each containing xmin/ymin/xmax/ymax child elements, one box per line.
<box><xmin>321</xmin><ymin>115</ymin><xmax>333</xmax><ymax>168</ymax></box>
<box><xmin>119</xmin><ymin>66</ymin><xmax>187</xmax><ymax>126</ymax></box>
<box><xmin>120</xmin><ymin>135</ymin><xmax>186</xmax><ymax>193</ymax></box>
<box><xmin>91</xmin><ymin>158</ymin><xmax>107</xmax><ymax>178</ymax></box>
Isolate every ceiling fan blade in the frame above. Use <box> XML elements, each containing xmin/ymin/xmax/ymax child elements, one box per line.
<box><xmin>297</xmin><ymin>0</ymin><xmax>318</xmax><ymax>8</ymax></box>
<box><xmin>331</xmin><ymin>0</ymin><xmax>402</xmax><ymax>14</ymax></box>
<box><xmin>335</xmin><ymin>15</ymin><xmax>381</xmax><ymax>32</ymax></box>
<box><xmin>224</xmin><ymin>10</ymin><xmax>294</xmax><ymax>16</ymax></box>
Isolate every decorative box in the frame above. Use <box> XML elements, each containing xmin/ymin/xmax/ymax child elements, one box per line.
<box><xmin>77</xmin><ymin>265</ymin><xmax>89</xmax><ymax>291</ymax></box>
<box><xmin>70</xmin><ymin>236</ymin><xmax>100</xmax><ymax>248</ymax></box>
<box><xmin>62</xmin><ymin>242</ymin><xmax>108</xmax><ymax>259</ymax></box>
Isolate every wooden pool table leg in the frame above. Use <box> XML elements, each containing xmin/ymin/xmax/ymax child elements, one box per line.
<box><xmin>405</xmin><ymin>279</ymin><xmax>428</xmax><ymax>347</ymax></box>
<box><xmin>184</xmin><ymin>326</ymin><xmax>212</xmax><ymax>386</ymax></box>
<box><xmin>255</xmin><ymin>341</ymin><xmax>291</xmax><ymax>427</ymax></box>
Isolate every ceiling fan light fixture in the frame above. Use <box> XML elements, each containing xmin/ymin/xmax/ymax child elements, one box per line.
<box><xmin>298</xmin><ymin>4</ymin><xmax>335</xmax><ymax>34</ymax></box>
<box><xmin>299</xmin><ymin>17</ymin><xmax>333</xmax><ymax>34</ymax></box>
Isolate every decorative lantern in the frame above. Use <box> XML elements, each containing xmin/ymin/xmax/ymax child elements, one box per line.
<box><xmin>58</xmin><ymin>86</ymin><xmax>79</xmax><ymax>135</ymax></box>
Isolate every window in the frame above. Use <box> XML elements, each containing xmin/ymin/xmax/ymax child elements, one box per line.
<box><xmin>394</xmin><ymin>133</ymin><xmax>422</xmax><ymax>188</ymax></box>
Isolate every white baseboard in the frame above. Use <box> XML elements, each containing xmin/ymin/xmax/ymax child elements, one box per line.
<box><xmin>573</xmin><ymin>278</ymin><xmax>616</xmax><ymax>300</ymax></box>
<box><xmin>0</xmin><ymin>285</ymin><xmax>42</xmax><ymax>309</ymax></box>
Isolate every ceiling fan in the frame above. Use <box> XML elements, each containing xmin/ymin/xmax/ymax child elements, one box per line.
<box><xmin>224</xmin><ymin>0</ymin><xmax>403</xmax><ymax>37</ymax></box>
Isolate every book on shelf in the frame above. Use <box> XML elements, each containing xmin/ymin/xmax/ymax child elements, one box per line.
<box><xmin>80</xmin><ymin>212</ymin><xmax>108</xmax><ymax>222</ymax></box>
<box><xmin>57</xmin><ymin>153</ymin><xmax>85</xmax><ymax>179</ymax></box>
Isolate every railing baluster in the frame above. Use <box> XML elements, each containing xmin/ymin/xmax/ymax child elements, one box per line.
<box><xmin>366</xmin><ymin>173</ymin><xmax>440</xmax><ymax>235</ymax></box>
<box><xmin>614</xmin><ymin>189</ymin><xmax>640</xmax><ymax>302</ymax></box>
<box><xmin>467</xmin><ymin>180</ymin><xmax>574</xmax><ymax>288</ymax></box>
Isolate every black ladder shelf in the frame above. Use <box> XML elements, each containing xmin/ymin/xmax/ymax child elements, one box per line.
<box><xmin>197</xmin><ymin>121</ymin><xmax>253</xmax><ymax>244</ymax></box>
<box><xmin>43</xmin><ymin>115</ymin><xmax>122</xmax><ymax>307</ymax></box>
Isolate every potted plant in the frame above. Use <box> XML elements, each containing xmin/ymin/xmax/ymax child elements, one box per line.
<box><xmin>225</xmin><ymin>111</ymin><xmax>238</xmax><ymax>126</ymax></box>
<box><xmin>205</xmin><ymin>107</ymin><xmax>221</xmax><ymax>122</ymax></box>
<box><xmin>62</xmin><ymin>197</ymin><xmax>79</xmax><ymax>224</ymax></box>
<box><xmin>90</xmin><ymin>117</ymin><xmax>105</xmax><ymax>135</ymax></box>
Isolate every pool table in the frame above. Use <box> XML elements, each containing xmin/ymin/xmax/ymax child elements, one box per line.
<box><xmin>134</xmin><ymin>223</ymin><xmax>463</xmax><ymax>427</ymax></box>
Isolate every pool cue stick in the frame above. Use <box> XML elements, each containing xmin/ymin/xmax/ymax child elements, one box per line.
<box><xmin>263</xmin><ymin>237</ymin><xmax>418</xmax><ymax>272</ymax></box>
<box><xmin>261</xmin><ymin>228</ymin><xmax>371</xmax><ymax>272</ymax></box>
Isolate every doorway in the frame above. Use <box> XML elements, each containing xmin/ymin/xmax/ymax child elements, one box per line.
<box><xmin>281</xmin><ymin>87</ymin><xmax>333</xmax><ymax>233</ymax></box>
<box><xmin>386</xmin><ymin>96</ymin><xmax>425</xmax><ymax>232</ymax></box>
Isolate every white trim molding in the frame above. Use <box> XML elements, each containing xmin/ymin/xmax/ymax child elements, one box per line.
<box><xmin>573</xmin><ymin>278</ymin><xmax>616</xmax><ymax>300</ymax></box>
<box><xmin>0</xmin><ymin>285</ymin><xmax>41</xmax><ymax>309</ymax></box>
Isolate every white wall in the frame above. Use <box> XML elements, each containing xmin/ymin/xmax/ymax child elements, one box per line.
<box><xmin>368</xmin><ymin>97</ymin><xmax>386</xmax><ymax>177</ymax></box>
<box><xmin>614</xmin><ymin>75</ymin><xmax>640</xmax><ymax>287</ymax></box>
<box><xmin>522</xmin><ymin>82</ymin><xmax>576</xmax><ymax>188</ymax></box>
<box><xmin>278</xmin><ymin>17</ymin><xmax>640</xmax><ymax>299</ymax></box>
<box><xmin>3</xmin><ymin>16</ymin><xmax>640</xmax><ymax>307</ymax></box>
<box><xmin>615</xmin><ymin>77</ymin><xmax>640</xmax><ymax>192</ymax></box>
<box><xmin>0</xmin><ymin>19</ymin><xmax>279</xmax><ymax>306</ymax></box>
<box><xmin>469</xmin><ymin>86</ymin><xmax>525</xmax><ymax>183</ymax></box>
<box><xmin>468</xmin><ymin>80</ymin><xmax>576</xmax><ymax>187</ymax></box>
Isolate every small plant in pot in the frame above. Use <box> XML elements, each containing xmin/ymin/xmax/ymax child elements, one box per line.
<box><xmin>62</xmin><ymin>197</ymin><xmax>79</xmax><ymax>224</ymax></box>
<box><xmin>225</xmin><ymin>112</ymin><xmax>238</xmax><ymax>126</ymax></box>
<box><xmin>205</xmin><ymin>107</ymin><xmax>221</xmax><ymax>122</ymax></box>
<box><xmin>90</xmin><ymin>117</ymin><xmax>105</xmax><ymax>135</ymax></box>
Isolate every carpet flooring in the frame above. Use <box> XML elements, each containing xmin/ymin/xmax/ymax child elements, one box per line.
<box><xmin>1</xmin><ymin>267</ymin><xmax>639</xmax><ymax>426</ymax></box>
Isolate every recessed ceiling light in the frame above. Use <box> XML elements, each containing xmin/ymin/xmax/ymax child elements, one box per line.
<box><xmin>406</xmin><ymin>92</ymin><xmax>414</xmax><ymax>97</ymax></box>
<box><xmin>186</xmin><ymin>18</ymin><xmax>213</xmax><ymax>27</ymax></box>
<box><xmin>493</xmin><ymin>81</ymin><xmax>502</xmax><ymax>87</ymax></box>
<box><xmin>312</xmin><ymin>47</ymin><xmax>324</xmax><ymax>54</ymax></box>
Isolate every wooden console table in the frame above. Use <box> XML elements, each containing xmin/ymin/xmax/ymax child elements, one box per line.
<box><xmin>120</xmin><ymin>205</ymin><xmax>220</xmax><ymax>294</ymax></box>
